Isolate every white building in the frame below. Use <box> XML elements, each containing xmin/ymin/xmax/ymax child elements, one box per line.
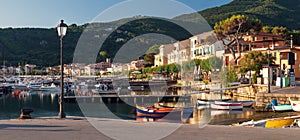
<box><xmin>168</xmin><ymin>39</ymin><xmax>190</xmax><ymax>64</ymax></box>
<box><xmin>154</xmin><ymin>44</ymin><xmax>174</xmax><ymax>67</ymax></box>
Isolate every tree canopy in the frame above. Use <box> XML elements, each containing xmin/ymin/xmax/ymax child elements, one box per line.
<box><xmin>239</xmin><ymin>51</ymin><xmax>275</xmax><ymax>75</ymax></box>
<box><xmin>214</xmin><ymin>15</ymin><xmax>262</xmax><ymax>64</ymax></box>
<box><xmin>262</xmin><ymin>26</ymin><xmax>289</xmax><ymax>39</ymax></box>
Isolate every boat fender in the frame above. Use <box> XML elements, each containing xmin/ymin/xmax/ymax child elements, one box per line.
<box><xmin>104</xmin><ymin>85</ymin><xmax>108</xmax><ymax>91</ymax></box>
<box><xmin>266</xmin><ymin>99</ymin><xmax>278</xmax><ymax>111</ymax></box>
<box><xmin>271</xmin><ymin>99</ymin><xmax>278</xmax><ymax>106</ymax></box>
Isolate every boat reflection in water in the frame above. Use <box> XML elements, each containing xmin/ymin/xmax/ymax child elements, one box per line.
<box><xmin>0</xmin><ymin>86</ymin><xmax>254</xmax><ymax>125</ymax></box>
<box><xmin>135</xmin><ymin>105</ymin><xmax>253</xmax><ymax>125</ymax></box>
<box><xmin>135</xmin><ymin>104</ymin><xmax>194</xmax><ymax>123</ymax></box>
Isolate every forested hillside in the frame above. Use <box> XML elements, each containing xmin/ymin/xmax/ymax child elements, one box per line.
<box><xmin>175</xmin><ymin>0</ymin><xmax>300</xmax><ymax>30</ymax></box>
<box><xmin>1</xmin><ymin>0</ymin><xmax>300</xmax><ymax>66</ymax></box>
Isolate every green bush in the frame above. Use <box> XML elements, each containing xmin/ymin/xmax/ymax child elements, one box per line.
<box><xmin>252</xmin><ymin>74</ymin><xmax>257</xmax><ymax>84</ymax></box>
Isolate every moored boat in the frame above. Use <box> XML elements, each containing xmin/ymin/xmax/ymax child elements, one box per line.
<box><xmin>27</xmin><ymin>83</ymin><xmax>41</xmax><ymax>90</ymax></box>
<box><xmin>40</xmin><ymin>83</ymin><xmax>59</xmax><ymax>92</ymax></box>
<box><xmin>265</xmin><ymin>117</ymin><xmax>298</xmax><ymax>128</ymax></box>
<box><xmin>136</xmin><ymin>104</ymin><xmax>181</xmax><ymax>118</ymax></box>
<box><xmin>197</xmin><ymin>99</ymin><xmax>231</xmax><ymax>105</ymax></box>
<box><xmin>289</xmin><ymin>97</ymin><xmax>300</xmax><ymax>112</ymax></box>
<box><xmin>272</xmin><ymin>104</ymin><xmax>292</xmax><ymax>112</ymax></box>
<box><xmin>211</xmin><ymin>101</ymin><xmax>243</xmax><ymax>110</ymax></box>
<box><xmin>239</xmin><ymin>100</ymin><xmax>254</xmax><ymax>107</ymax></box>
<box><xmin>266</xmin><ymin>99</ymin><xmax>293</xmax><ymax>112</ymax></box>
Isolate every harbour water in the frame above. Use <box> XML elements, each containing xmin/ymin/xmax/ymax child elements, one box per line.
<box><xmin>1</xmin><ymin>90</ymin><xmax>300</xmax><ymax>125</ymax></box>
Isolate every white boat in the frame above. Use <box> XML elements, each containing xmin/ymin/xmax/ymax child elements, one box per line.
<box><xmin>197</xmin><ymin>99</ymin><xmax>231</xmax><ymax>105</ymax></box>
<box><xmin>27</xmin><ymin>83</ymin><xmax>41</xmax><ymax>90</ymax></box>
<box><xmin>272</xmin><ymin>104</ymin><xmax>293</xmax><ymax>112</ymax></box>
<box><xmin>198</xmin><ymin>99</ymin><xmax>211</xmax><ymax>105</ymax></box>
<box><xmin>239</xmin><ymin>100</ymin><xmax>254</xmax><ymax>107</ymax></box>
<box><xmin>13</xmin><ymin>83</ymin><xmax>28</xmax><ymax>89</ymax></box>
<box><xmin>289</xmin><ymin>97</ymin><xmax>300</xmax><ymax>112</ymax></box>
<box><xmin>40</xmin><ymin>83</ymin><xmax>59</xmax><ymax>92</ymax></box>
<box><xmin>211</xmin><ymin>101</ymin><xmax>243</xmax><ymax>110</ymax></box>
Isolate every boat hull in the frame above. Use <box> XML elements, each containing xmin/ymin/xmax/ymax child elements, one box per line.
<box><xmin>265</xmin><ymin>118</ymin><xmax>296</xmax><ymax>128</ymax></box>
<box><xmin>272</xmin><ymin>104</ymin><xmax>292</xmax><ymax>112</ymax></box>
<box><xmin>289</xmin><ymin>98</ymin><xmax>300</xmax><ymax>112</ymax></box>
<box><xmin>239</xmin><ymin>100</ymin><xmax>254</xmax><ymax>107</ymax></box>
<box><xmin>136</xmin><ymin>104</ymin><xmax>181</xmax><ymax>118</ymax></box>
<box><xmin>211</xmin><ymin>101</ymin><xmax>243</xmax><ymax>110</ymax></box>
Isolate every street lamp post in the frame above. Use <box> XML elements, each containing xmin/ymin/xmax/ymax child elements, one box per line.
<box><xmin>57</xmin><ymin>20</ymin><xmax>67</xmax><ymax>119</ymax></box>
<box><xmin>267</xmin><ymin>48</ymin><xmax>271</xmax><ymax>93</ymax></box>
<box><xmin>280</xmin><ymin>53</ymin><xmax>283</xmax><ymax>88</ymax></box>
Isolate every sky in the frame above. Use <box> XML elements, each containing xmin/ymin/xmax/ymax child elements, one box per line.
<box><xmin>0</xmin><ymin>0</ymin><xmax>232</xmax><ymax>28</ymax></box>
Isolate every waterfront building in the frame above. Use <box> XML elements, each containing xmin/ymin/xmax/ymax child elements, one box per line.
<box><xmin>129</xmin><ymin>59</ymin><xmax>144</xmax><ymax>70</ymax></box>
<box><xmin>224</xmin><ymin>32</ymin><xmax>285</xmax><ymax>66</ymax></box>
<box><xmin>223</xmin><ymin>32</ymin><xmax>300</xmax><ymax>79</ymax></box>
<box><xmin>167</xmin><ymin>39</ymin><xmax>190</xmax><ymax>64</ymax></box>
<box><xmin>24</xmin><ymin>64</ymin><xmax>36</xmax><ymax>75</ymax></box>
<box><xmin>190</xmin><ymin>31</ymin><xmax>216</xmax><ymax>60</ymax></box>
<box><xmin>154</xmin><ymin>44</ymin><xmax>174</xmax><ymax>67</ymax></box>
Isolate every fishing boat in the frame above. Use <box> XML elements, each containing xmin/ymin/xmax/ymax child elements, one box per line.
<box><xmin>236</xmin><ymin>116</ymin><xmax>300</xmax><ymax>128</ymax></box>
<box><xmin>266</xmin><ymin>99</ymin><xmax>292</xmax><ymax>112</ymax></box>
<box><xmin>27</xmin><ymin>83</ymin><xmax>41</xmax><ymax>91</ymax></box>
<box><xmin>40</xmin><ymin>83</ymin><xmax>59</xmax><ymax>92</ymax></box>
<box><xmin>289</xmin><ymin>97</ymin><xmax>300</xmax><ymax>112</ymax></box>
<box><xmin>272</xmin><ymin>104</ymin><xmax>292</xmax><ymax>112</ymax></box>
<box><xmin>239</xmin><ymin>100</ymin><xmax>254</xmax><ymax>107</ymax></box>
<box><xmin>211</xmin><ymin>101</ymin><xmax>243</xmax><ymax>110</ymax></box>
<box><xmin>197</xmin><ymin>99</ymin><xmax>231</xmax><ymax>105</ymax></box>
<box><xmin>136</xmin><ymin>104</ymin><xmax>181</xmax><ymax>118</ymax></box>
<box><xmin>265</xmin><ymin>117</ymin><xmax>299</xmax><ymax>128</ymax></box>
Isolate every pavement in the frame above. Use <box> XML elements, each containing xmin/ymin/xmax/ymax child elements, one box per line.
<box><xmin>264</xmin><ymin>81</ymin><xmax>300</xmax><ymax>94</ymax></box>
<box><xmin>1</xmin><ymin>116</ymin><xmax>300</xmax><ymax>140</ymax></box>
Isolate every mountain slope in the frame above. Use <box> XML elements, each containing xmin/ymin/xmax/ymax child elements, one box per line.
<box><xmin>174</xmin><ymin>0</ymin><xmax>300</xmax><ymax>30</ymax></box>
<box><xmin>1</xmin><ymin>0</ymin><xmax>300</xmax><ymax>67</ymax></box>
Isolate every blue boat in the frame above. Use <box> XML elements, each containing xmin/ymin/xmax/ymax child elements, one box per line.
<box><xmin>266</xmin><ymin>99</ymin><xmax>292</xmax><ymax>112</ymax></box>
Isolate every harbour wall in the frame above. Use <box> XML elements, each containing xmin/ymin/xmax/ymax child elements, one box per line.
<box><xmin>255</xmin><ymin>93</ymin><xmax>300</xmax><ymax>111</ymax></box>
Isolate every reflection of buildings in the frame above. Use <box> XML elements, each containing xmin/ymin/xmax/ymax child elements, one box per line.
<box><xmin>186</xmin><ymin>108</ymin><xmax>253</xmax><ymax>125</ymax></box>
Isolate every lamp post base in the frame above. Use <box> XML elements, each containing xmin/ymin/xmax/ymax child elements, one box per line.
<box><xmin>58</xmin><ymin>112</ymin><xmax>66</xmax><ymax>119</ymax></box>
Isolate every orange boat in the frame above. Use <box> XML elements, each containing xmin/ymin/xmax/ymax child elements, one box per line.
<box><xmin>136</xmin><ymin>104</ymin><xmax>181</xmax><ymax>118</ymax></box>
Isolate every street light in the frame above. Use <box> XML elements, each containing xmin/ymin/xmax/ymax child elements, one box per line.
<box><xmin>57</xmin><ymin>20</ymin><xmax>67</xmax><ymax>118</ymax></box>
<box><xmin>267</xmin><ymin>48</ymin><xmax>271</xmax><ymax>93</ymax></box>
<box><xmin>280</xmin><ymin>53</ymin><xmax>283</xmax><ymax>88</ymax></box>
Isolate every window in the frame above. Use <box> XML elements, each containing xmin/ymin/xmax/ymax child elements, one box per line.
<box><xmin>263</xmin><ymin>37</ymin><xmax>268</xmax><ymax>40</ymax></box>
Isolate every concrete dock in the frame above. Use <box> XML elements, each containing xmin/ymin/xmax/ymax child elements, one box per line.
<box><xmin>255</xmin><ymin>82</ymin><xmax>300</xmax><ymax>111</ymax></box>
<box><xmin>1</xmin><ymin>117</ymin><xmax>300</xmax><ymax>140</ymax></box>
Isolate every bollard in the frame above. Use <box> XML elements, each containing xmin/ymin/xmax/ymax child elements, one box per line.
<box><xmin>19</xmin><ymin>108</ymin><xmax>34</xmax><ymax>119</ymax></box>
